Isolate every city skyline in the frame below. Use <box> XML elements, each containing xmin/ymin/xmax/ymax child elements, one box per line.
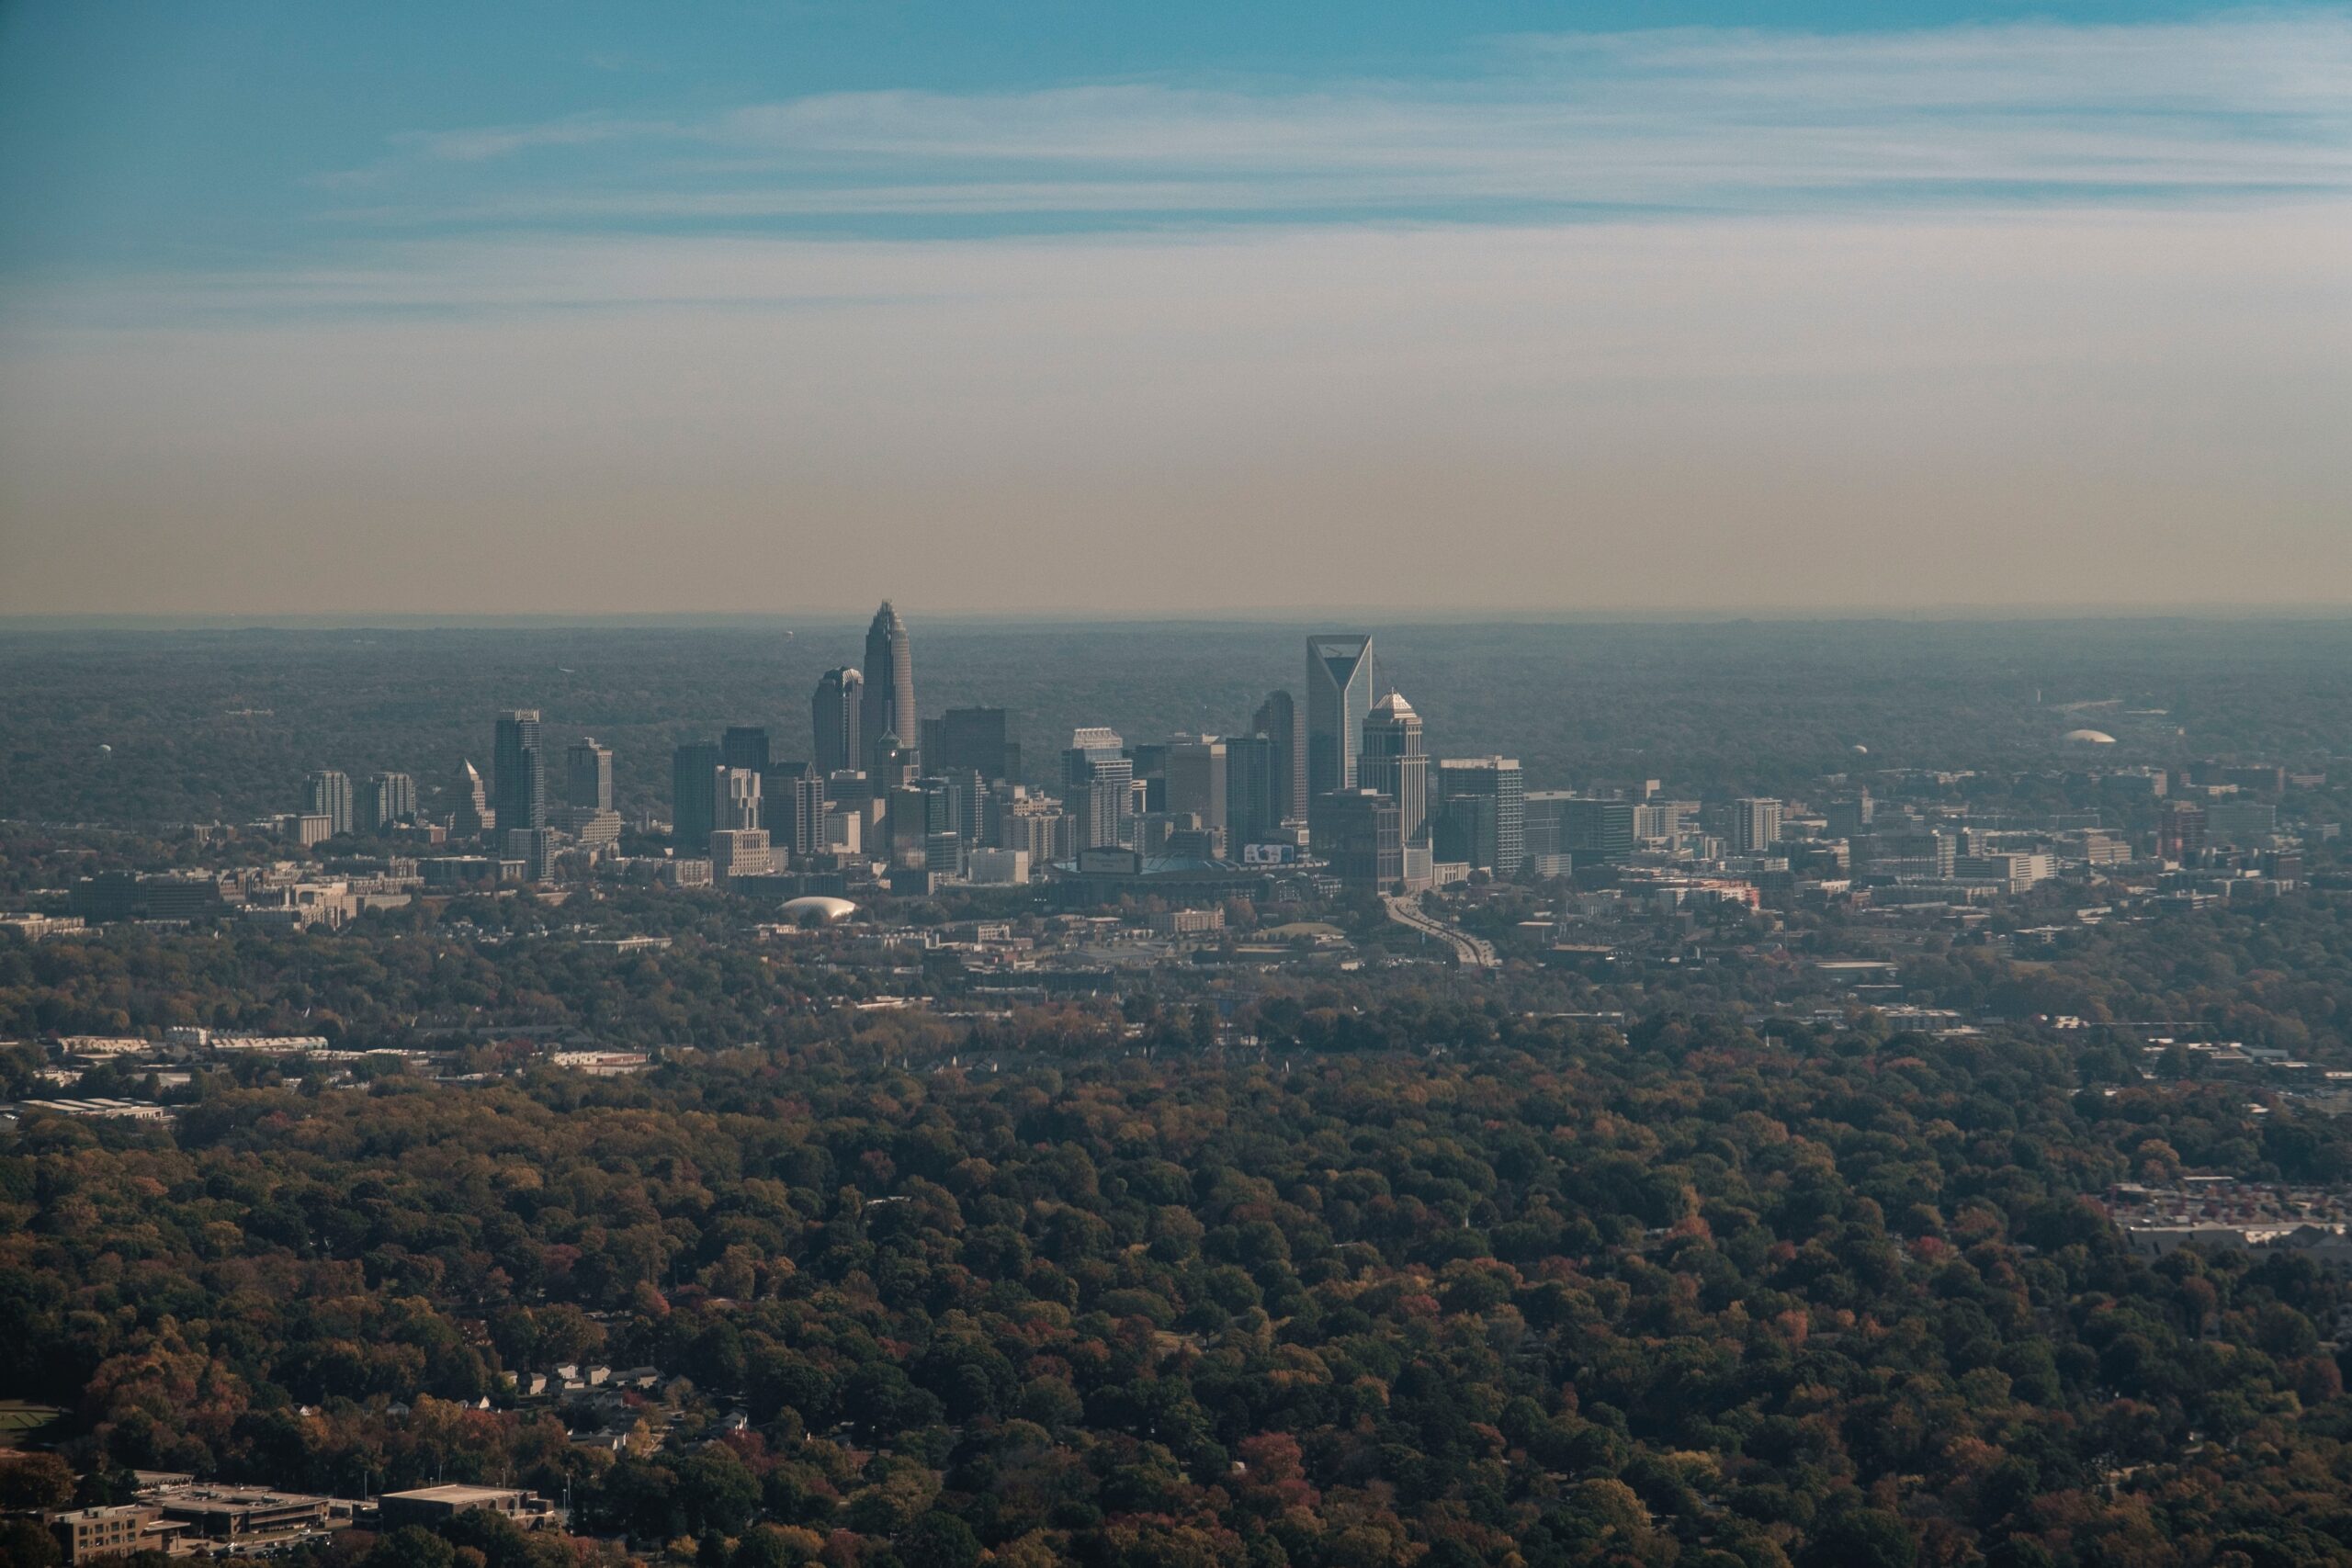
<box><xmin>0</xmin><ymin>0</ymin><xmax>2345</xmax><ymax>1514</ymax></box>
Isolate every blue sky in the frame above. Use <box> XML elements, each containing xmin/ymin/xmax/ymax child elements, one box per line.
<box><xmin>6</xmin><ymin>0</ymin><xmax>2342</xmax><ymax>267</ymax></box>
<box><xmin>1</xmin><ymin>2</ymin><xmax>2347</xmax><ymax>615</ymax></box>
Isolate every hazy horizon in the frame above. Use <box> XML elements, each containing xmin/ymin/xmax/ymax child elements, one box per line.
<box><xmin>4</xmin><ymin>2</ymin><xmax>2347</xmax><ymax>616</ymax></box>
<box><xmin>9</xmin><ymin>601</ymin><xmax>2352</xmax><ymax>635</ymax></box>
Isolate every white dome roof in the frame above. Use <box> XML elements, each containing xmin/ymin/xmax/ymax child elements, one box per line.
<box><xmin>2062</xmin><ymin>728</ymin><xmax>2118</xmax><ymax>745</ymax></box>
<box><xmin>780</xmin><ymin>896</ymin><xmax>857</xmax><ymax>922</ymax></box>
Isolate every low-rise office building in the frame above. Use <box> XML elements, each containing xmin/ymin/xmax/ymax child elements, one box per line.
<box><xmin>378</xmin><ymin>1485</ymin><xmax>556</xmax><ymax>1531</ymax></box>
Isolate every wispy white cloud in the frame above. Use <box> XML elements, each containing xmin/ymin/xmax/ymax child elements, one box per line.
<box><xmin>6</xmin><ymin>14</ymin><xmax>2350</xmax><ymax>615</ymax></box>
<box><xmin>312</xmin><ymin>13</ymin><xmax>2352</xmax><ymax>227</ymax></box>
<box><xmin>398</xmin><ymin>114</ymin><xmax>682</xmax><ymax>164</ymax></box>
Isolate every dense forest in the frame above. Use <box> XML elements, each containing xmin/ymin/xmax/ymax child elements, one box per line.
<box><xmin>6</xmin><ymin>881</ymin><xmax>2352</xmax><ymax>1067</ymax></box>
<box><xmin>11</xmin><ymin>1017</ymin><xmax>2352</xmax><ymax>1566</ymax></box>
<box><xmin>7</xmin><ymin>617</ymin><xmax>2352</xmax><ymax>1566</ymax></box>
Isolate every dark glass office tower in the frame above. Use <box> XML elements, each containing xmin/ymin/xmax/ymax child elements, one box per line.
<box><xmin>722</xmin><ymin>726</ymin><xmax>771</xmax><ymax>777</ymax></box>
<box><xmin>566</xmin><ymin>741</ymin><xmax>614</xmax><ymax>811</ymax></box>
<box><xmin>936</xmin><ymin>706</ymin><xmax>1015</xmax><ymax>781</ymax></box>
<box><xmin>1225</xmin><ymin>733</ymin><xmax>1283</xmax><ymax>849</ymax></box>
<box><xmin>860</xmin><ymin>603</ymin><xmax>917</xmax><ymax>773</ymax></box>
<box><xmin>492</xmin><ymin>710</ymin><xmax>546</xmax><ymax>833</ymax></box>
<box><xmin>813</xmin><ymin>667</ymin><xmax>863</xmax><ymax>779</ymax></box>
<box><xmin>1252</xmin><ymin>690</ymin><xmax>1305</xmax><ymax>824</ymax></box>
<box><xmin>1435</xmin><ymin>756</ymin><xmax>1526</xmax><ymax>876</ymax></box>
<box><xmin>763</xmin><ymin>761</ymin><xmax>824</xmax><ymax>858</ymax></box>
<box><xmin>672</xmin><ymin>739</ymin><xmax>723</xmax><ymax>852</ymax></box>
<box><xmin>1323</xmin><ymin>788</ymin><xmax>1403</xmax><ymax>893</ymax></box>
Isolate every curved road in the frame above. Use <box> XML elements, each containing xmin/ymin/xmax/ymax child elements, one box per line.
<box><xmin>1384</xmin><ymin>894</ymin><xmax>1498</xmax><ymax>969</ymax></box>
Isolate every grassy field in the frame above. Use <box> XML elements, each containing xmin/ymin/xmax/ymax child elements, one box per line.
<box><xmin>0</xmin><ymin>1402</ymin><xmax>65</xmax><ymax>1449</ymax></box>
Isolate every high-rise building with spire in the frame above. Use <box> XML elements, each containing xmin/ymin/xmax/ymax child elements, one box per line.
<box><xmin>813</xmin><ymin>667</ymin><xmax>863</xmax><ymax>779</ymax></box>
<box><xmin>860</xmin><ymin>603</ymin><xmax>917</xmax><ymax>774</ymax></box>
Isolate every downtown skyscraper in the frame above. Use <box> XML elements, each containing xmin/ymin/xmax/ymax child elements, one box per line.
<box><xmin>492</xmin><ymin>710</ymin><xmax>547</xmax><ymax>834</ymax></box>
<box><xmin>812</xmin><ymin>667</ymin><xmax>863</xmax><ymax>779</ymax></box>
<box><xmin>1359</xmin><ymin>690</ymin><xmax>1428</xmax><ymax>847</ymax></box>
<box><xmin>1251</xmin><ymin>690</ymin><xmax>1305</xmax><ymax>826</ymax></box>
<box><xmin>1306</xmin><ymin>635</ymin><xmax>1376</xmax><ymax>797</ymax></box>
<box><xmin>860</xmin><ymin>602</ymin><xmax>917</xmax><ymax>773</ymax></box>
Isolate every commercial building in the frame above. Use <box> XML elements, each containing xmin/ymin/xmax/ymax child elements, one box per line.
<box><xmin>860</xmin><ymin>602</ymin><xmax>918</xmax><ymax>774</ymax></box>
<box><xmin>708</xmin><ymin>829</ymin><xmax>774</xmax><ymax>883</ymax></box>
<box><xmin>363</xmin><ymin>773</ymin><xmax>417</xmax><ymax>832</ymax></box>
<box><xmin>1305</xmin><ymin>635</ymin><xmax>1376</xmax><ymax>798</ymax></box>
<box><xmin>812</xmin><ymin>667</ymin><xmax>863</xmax><ymax>779</ymax></box>
<box><xmin>1225</xmin><ymin>733</ymin><xmax>1285</xmax><ymax>851</ymax></box>
<box><xmin>1358</xmin><ymin>691</ymin><xmax>1428</xmax><ymax>848</ymax></box>
<box><xmin>1435</xmin><ymin>757</ymin><xmax>1526</xmax><ymax>876</ymax></box>
<box><xmin>1525</xmin><ymin>795</ymin><xmax>1635</xmax><ymax>866</ymax></box>
<box><xmin>1956</xmin><ymin>852</ymin><xmax>2056</xmax><ymax>893</ymax></box>
<box><xmin>967</xmin><ymin>848</ymin><xmax>1032</xmax><ymax>885</ymax></box>
<box><xmin>556</xmin><ymin>740</ymin><xmax>621</xmax><ymax>851</ymax></box>
<box><xmin>1164</xmin><ymin>736</ymin><xmax>1228</xmax><ymax>839</ymax></box>
<box><xmin>721</xmin><ymin>725</ymin><xmax>771</xmax><ymax>776</ymax></box>
<box><xmin>378</xmin><ymin>1486</ymin><xmax>555</xmax><ymax>1532</ymax></box>
<box><xmin>672</xmin><ymin>740</ymin><xmax>724</xmax><ymax>851</ymax></box>
<box><xmin>49</xmin><ymin>1505</ymin><xmax>179</xmax><ymax>1563</ymax></box>
<box><xmin>1063</xmin><ymin>728</ymin><xmax>1134</xmax><ymax>850</ymax></box>
<box><xmin>1320</xmin><ymin>788</ymin><xmax>1404</xmax><ymax>893</ymax></box>
<box><xmin>1252</xmin><ymin>689</ymin><xmax>1306</xmax><ymax>824</ymax></box>
<box><xmin>566</xmin><ymin>740</ymin><xmax>615</xmax><ymax>812</ymax></box>
<box><xmin>155</xmin><ymin>1484</ymin><xmax>336</xmax><ymax>1547</ymax></box>
<box><xmin>1046</xmin><ymin>845</ymin><xmax>1265</xmax><ymax>908</ymax></box>
<box><xmin>504</xmin><ymin>828</ymin><xmax>563</xmax><ymax>884</ymax></box>
<box><xmin>1823</xmin><ymin>793</ymin><xmax>1874</xmax><ymax>839</ymax></box>
<box><xmin>451</xmin><ymin>759</ymin><xmax>493</xmax><ymax>840</ymax></box>
<box><xmin>1730</xmin><ymin>797</ymin><xmax>1784</xmax><ymax>855</ymax></box>
<box><xmin>69</xmin><ymin>872</ymin><xmax>225</xmax><ymax>923</ymax></box>
<box><xmin>302</xmin><ymin>770</ymin><xmax>354</xmax><ymax>838</ymax></box>
<box><xmin>2206</xmin><ymin>801</ymin><xmax>2278</xmax><ymax>845</ymax></box>
<box><xmin>931</xmin><ymin>706</ymin><xmax>1017</xmax><ymax>782</ymax></box>
<box><xmin>998</xmin><ymin>793</ymin><xmax>1066</xmax><ymax>866</ymax></box>
<box><xmin>422</xmin><ymin>856</ymin><xmax>501</xmax><ymax>889</ymax></box>
<box><xmin>763</xmin><ymin>761</ymin><xmax>825</xmax><ymax>859</ymax></box>
<box><xmin>718</xmin><ymin>767</ymin><xmax>763</xmax><ymax>832</ymax></box>
<box><xmin>0</xmin><ymin>913</ymin><xmax>85</xmax><ymax>940</ymax></box>
<box><xmin>492</xmin><ymin>711</ymin><xmax>547</xmax><ymax>834</ymax></box>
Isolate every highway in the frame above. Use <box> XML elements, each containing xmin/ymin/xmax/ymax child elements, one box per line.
<box><xmin>1383</xmin><ymin>894</ymin><xmax>1498</xmax><ymax>969</ymax></box>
